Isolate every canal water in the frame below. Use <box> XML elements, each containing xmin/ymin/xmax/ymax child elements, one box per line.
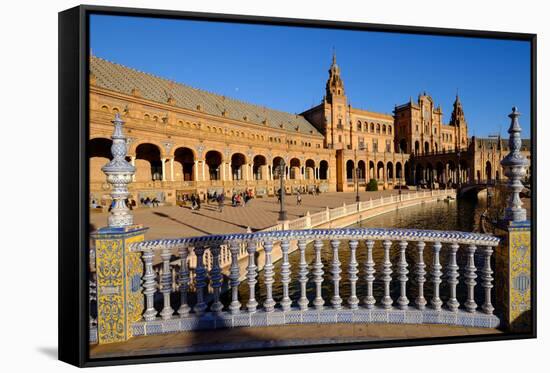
<box><xmin>232</xmin><ymin>198</ymin><xmax>491</xmax><ymax>309</ymax></box>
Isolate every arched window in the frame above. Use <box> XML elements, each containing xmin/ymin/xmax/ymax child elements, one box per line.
<box><xmin>376</xmin><ymin>124</ymin><xmax>381</xmax><ymax>133</ymax></box>
<box><xmin>357</xmin><ymin>121</ymin><xmax>362</xmax><ymax>131</ymax></box>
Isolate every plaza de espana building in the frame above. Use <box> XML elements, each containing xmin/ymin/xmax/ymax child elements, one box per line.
<box><xmin>89</xmin><ymin>55</ymin><xmax>531</xmax><ymax>206</ymax></box>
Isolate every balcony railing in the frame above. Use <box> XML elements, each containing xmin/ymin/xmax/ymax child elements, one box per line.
<box><xmin>128</xmin><ymin>227</ymin><xmax>500</xmax><ymax>337</ymax></box>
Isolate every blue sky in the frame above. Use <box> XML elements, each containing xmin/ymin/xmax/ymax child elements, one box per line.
<box><xmin>90</xmin><ymin>15</ymin><xmax>531</xmax><ymax>137</ymax></box>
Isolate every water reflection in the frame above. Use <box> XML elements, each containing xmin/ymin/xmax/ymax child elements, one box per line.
<box><xmin>232</xmin><ymin>199</ymin><xmax>490</xmax><ymax>309</ymax></box>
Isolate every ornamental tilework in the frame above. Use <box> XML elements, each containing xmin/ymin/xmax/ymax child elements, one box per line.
<box><xmin>508</xmin><ymin>227</ymin><xmax>531</xmax><ymax>331</ymax></box>
<box><xmin>94</xmin><ymin>228</ymin><xmax>146</xmax><ymax>344</ymax></box>
<box><xmin>95</xmin><ymin>238</ymin><xmax>125</xmax><ymax>343</ymax></box>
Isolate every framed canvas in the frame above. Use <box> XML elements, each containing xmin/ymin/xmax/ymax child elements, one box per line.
<box><xmin>58</xmin><ymin>4</ymin><xmax>537</xmax><ymax>367</ymax></box>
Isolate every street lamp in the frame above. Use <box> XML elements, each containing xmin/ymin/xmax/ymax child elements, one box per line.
<box><xmin>278</xmin><ymin>159</ymin><xmax>288</xmax><ymax>222</ymax></box>
<box><xmin>355</xmin><ymin>167</ymin><xmax>360</xmax><ymax>204</ymax></box>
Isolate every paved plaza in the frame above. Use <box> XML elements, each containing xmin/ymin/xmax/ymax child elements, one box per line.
<box><xmin>90</xmin><ymin>190</ymin><xmax>412</xmax><ymax>239</ymax></box>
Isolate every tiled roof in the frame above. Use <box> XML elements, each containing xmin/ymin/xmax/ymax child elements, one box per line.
<box><xmin>90</xmin><ymin>56</ymin><xmax>323</xmax><ymax>138</ymax></box>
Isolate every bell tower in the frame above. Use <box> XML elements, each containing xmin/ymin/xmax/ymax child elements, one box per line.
<box><xmin>326</xmin><ymin>52</ymin><xmax>346</xmax><ymax>102</ymax></box>
<box><xmin>449</xmin><ymin>94</ymin><xmax>468</xmax><ymax>149</ymax></box>
<box><xmin>324</xmin><ymin>51</ymin><xmax>348</xmax><ymax>149</ymax></box>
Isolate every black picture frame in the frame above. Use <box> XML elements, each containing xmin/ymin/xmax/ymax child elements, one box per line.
<box><xmin>58</xmin><ymin>4</ymin><xmax>537</xmax><ymax>367</ymax></box>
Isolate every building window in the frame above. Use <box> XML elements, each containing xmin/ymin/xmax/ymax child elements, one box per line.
<box><xmin>386</xmin><ymin>140</ymin><xmax>391</xmax><ymax>152</ymax></box>
<box><xmin>376</xmin><ymin>124</ymin><xmax>381</xmax><ymax>134</ymax></box>
<box><xmin>373</xmin><ymin>139</ymin><xmax>378</xmax><ymax>152</ymax></box>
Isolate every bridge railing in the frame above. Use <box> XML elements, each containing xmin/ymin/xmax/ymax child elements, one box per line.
<box><xmin>128</xmin><ymin>228</ymin><xmax>500</xmax><ymax>336</ymax></box>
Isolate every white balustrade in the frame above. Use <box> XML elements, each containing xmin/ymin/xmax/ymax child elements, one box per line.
<box><xmin>131</xmin><ymin>227</ymin><xmax>500</xmax><ymax>332</ymax></box>
<box><xmin>381</xmin><ymin>240</ymin><xmax>393</xmax><ymax>309</ymax></box>
<box><xmin>464</xmin><ymin>244</ymin><xmax>478</xmax><ymax>313</ymax></box>
<box><xmin>330</xmin><ymin>239</ymin><xmax>343</xmax><ymax>309</ymax></box>
<box><xmin>431</xmin><ymin>242</ymin><xmax>443</xmax><ymax>311</ymax></box>
<box><xmin>228</xmin><ymin>241</ymin><xmax>241</xmax><ymax>314</ymax></box>
<box><xmin>363</xmin><ymin>239</ymin><xmax>376</xmax><ymax>308</ymax></box>
<box><xmin>312</xmin><ymin>239</ymin><xmax>325</xmax><ymax>310</ymax></box>
<box><xmin>280</xmin><ymin>239</ymin><xmax>292</xmax><ymax>311</ymax></box>
<box><xmin>246</xmin><ymin>240</ymin><xmax>258</xmax><ymax>312</ymax></box>
<box><xmin>347</xmin><ymin>240</ymin><xmax>359</xmax><ymax>309</ymax></box>
<box><xmin>415</xmin><ymin>241</ymin><xmax>427</xmax><ymax>310</ymax></box>
<box><xmin>297</xmin><ymin>239</ymin><xmax>309</xmax><ymax>311</ymax></box>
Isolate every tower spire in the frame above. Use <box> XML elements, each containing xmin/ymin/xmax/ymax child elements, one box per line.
<box><xmin>325</xmin><ymin>50</ymin><xmax>345</xmax><ymax>102</ymax></box>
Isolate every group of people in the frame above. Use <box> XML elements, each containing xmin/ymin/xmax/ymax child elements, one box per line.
<box><xmin>140</xmin><ymin>196</ymin><xmax>160</xmax><ymax>207</ymax></box>
<box><xmin>231</xmin><ymin>189</ymin><xmax>254</xmax><ymax>207</ymax></box>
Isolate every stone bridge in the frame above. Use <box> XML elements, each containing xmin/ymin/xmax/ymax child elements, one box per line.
<box><xmin>89</xmin><ymin>108</ymin><xmax>532</xmax><ymax>346</ymax></box>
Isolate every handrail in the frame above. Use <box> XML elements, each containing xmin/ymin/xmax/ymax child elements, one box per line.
<box><xmin>131</xmin><ymin>227</ymin><xmax>499</xmax><ymax>252</ymax></box>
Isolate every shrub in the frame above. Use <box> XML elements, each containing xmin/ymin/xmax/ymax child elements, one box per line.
<box><xmin>367</xmin><ymin>178</ymin><xmax>378</xmax><ymax>191</ymax></box>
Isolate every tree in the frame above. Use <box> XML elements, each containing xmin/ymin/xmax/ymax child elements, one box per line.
<box><xmin>367</xmin><ymin>178</ymin><xmax>378</xmax><ymax>191</ymax></box>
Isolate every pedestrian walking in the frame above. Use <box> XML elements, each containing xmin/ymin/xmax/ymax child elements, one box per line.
<box><xmin>217</xmin><ymin>192</ymin><xmax>225</xmax><ymax>212</ymax></box>
<box><xmin>296</xmin><ymin>191</ymin><xmax>302</xmax><ymax>206</ymax></box>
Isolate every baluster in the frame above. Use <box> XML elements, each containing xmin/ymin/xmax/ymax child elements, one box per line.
<box><xmin>446</xmin><ymin>242</ymin><xmax>460</xmax><ymax>312</ymax></box>
<box><xmin>381</xmin><ymin>240</ymin><xmax>393</xmax><ymax>309</ymax></box>
<box><xmin>209</xmin><ymin>245</ymin><xmax>223</xmax><ymax>312</ymax></box>
<box><xmin>246</xmin><ymin>240</ymin><xmax>258</xmax><ymax>312</ymax></box>
<box><xmin>263</xmin><ymin>240</ymin><xmax>276</xmax><ymax>312</ymax></box>
<box><xmin>142</xmin><ymin>248</ymin><xmax>157</xmax><ymax>321</ymax></box>
<box><xmin>481</xmin><ymin>246</ymin><xmax>495</xmax><ymax>314</ymax></box>
<box><xmin>415</xmin><ymin>241</ymin><xmax>427</xmax><ymax>310</ymax></box>
<box><xmin>330</xmin><ymin>239</ymin><xmax>342</xmax><ymax>309</ymax></box>
<box><xmin>348</xmin><ymin>240</ymin><xmax>359</xmax><ymax>309</ymax></box>
<box><xmin>431</xmin><ymin>242</ymin><xmax>443</xmax><ymax>311</ymax></box>
<box><xmin>193</xmin><ymin>246</ymin><xmax>208</xmax><ymax>314</ymax></box>
<box><xmin>363</xmin><ymin>240</ymin><xmax>376</xmax><ymax>308</ymax></box>
<box><xmin>177</xmin><ymin>246</ymin><xmax>191</xmax><ymax>316</ymax></box>
<box><xmin>297</xmin><ymin>239</ymin><xmax>309</xmax><ymax>311</ymax></box>
<box><xmin>312</xmin><ymin>239</ymin><xmax>325</xmax><ymax>310</ymax></box>
<box><xmin>397</xmin><ymin>240</ymin><xmax>409</xmax><ymax>309</ymax></box>
<box><xmin>280</xmin><ymin>239</ymin><xmax>292</xmax><ymax>311</ymax></box>
<box><xmin>464</xmin><ymin>244</ymin><xmax>478</xmax><ymax>313</ymax></box>
<box><xmin>228</xmin><ymin>241</ymin><xmax>242</xmax><ymax>314</ymax></box>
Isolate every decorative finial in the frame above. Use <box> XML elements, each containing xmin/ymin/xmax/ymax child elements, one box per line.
<box><xmin>101</xmin><ymin>113</ymin><xmax>135</xmax><ymax>228</ymax></box>
<box><xmin>332</xmin><ymin>47</ymin><xmax>336</xmax><ymax>65</ymax></box>
<box><xmin>501</xmin><ymin>107</ymin><xmax>529</xmax><ymax>223</ymax></box>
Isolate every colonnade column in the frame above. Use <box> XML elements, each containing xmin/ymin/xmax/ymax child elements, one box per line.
<box><xmin>194</xmin><ymin>160</ymin><xmax>199</xmax><ymax>181</ymax></box>
<box><xmin>169</xmin><ymin>157</ymin><xmax>174</xmax><ymax>182</ymax></box>
<box><xmin>161</xmin><ymin>158</ymin><xmax>167</xmax><ymax>181</ymax></box>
